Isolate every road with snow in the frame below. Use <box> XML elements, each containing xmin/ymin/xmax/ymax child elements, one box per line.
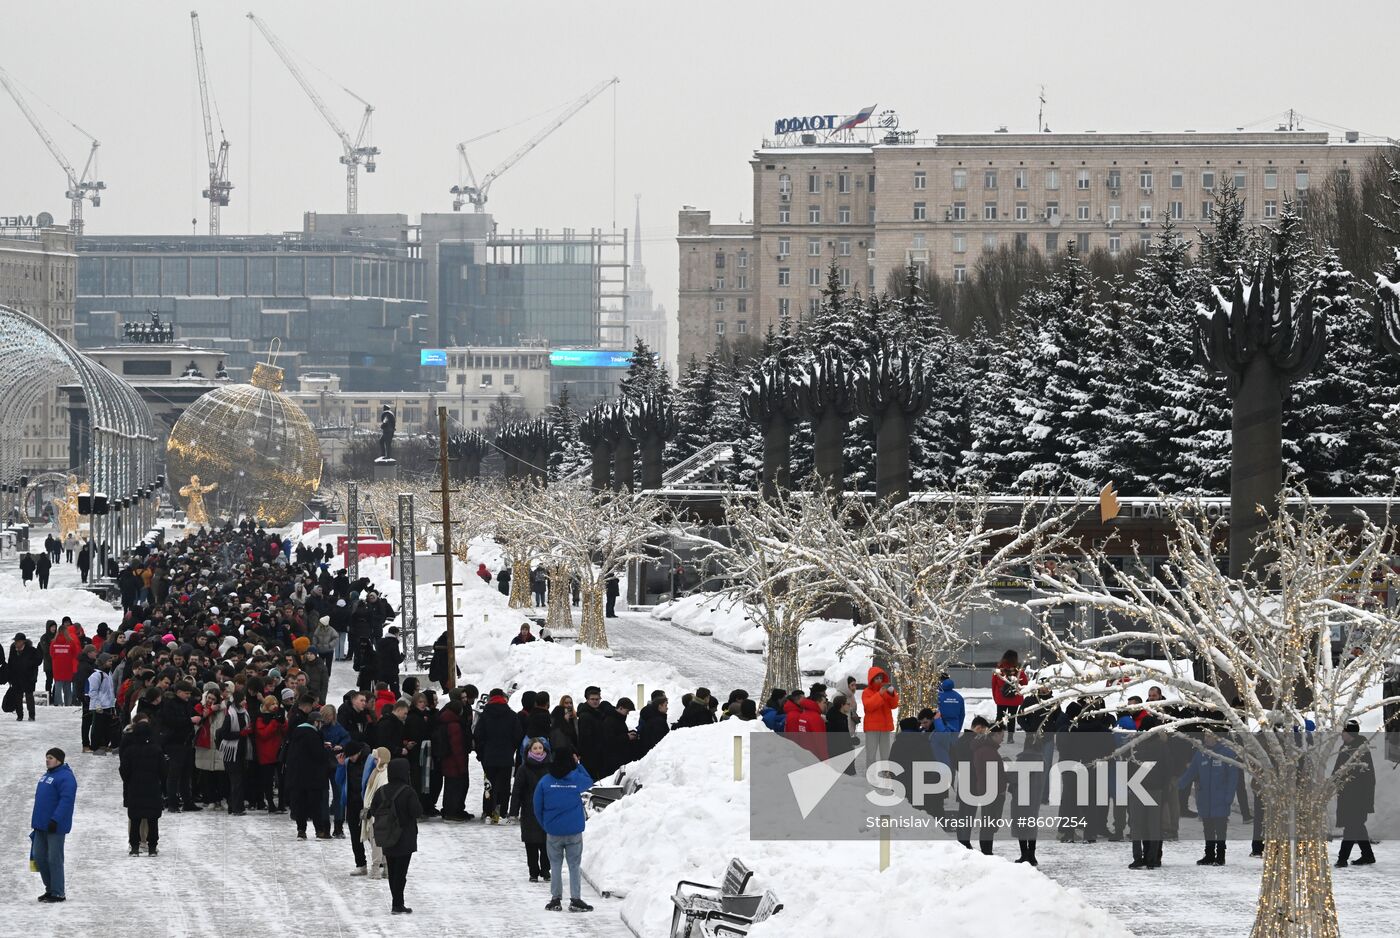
<box><xmin>604</xmin><ymin>607</ymin><xmax>765</xmax><ymax>693</ymax></box>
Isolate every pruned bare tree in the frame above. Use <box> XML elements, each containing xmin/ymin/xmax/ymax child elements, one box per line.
<box><xmin>1027</xmin><ymin>489</ymin><xmax>1400</xmax><ymax>938</ymax></box>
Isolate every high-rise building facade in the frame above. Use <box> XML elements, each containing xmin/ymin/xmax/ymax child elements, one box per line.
<box><xmin>679</xmin><ymin>130</ymin><xmax>1390</xmax><ymax>364</ymax></box>
<box><xmin>0</xmin><ymin>224</ymin><xmax>77</xmax><ymax>471</ymax></box>
<box><xmin>626</xmin><ymin>195</ymin><xmax>669</xmax><ymax>365</ymax></box>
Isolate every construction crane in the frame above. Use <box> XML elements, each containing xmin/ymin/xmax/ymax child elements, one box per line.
<box><xmin>191</xmin><ymin>11</ymin><xmax>233</xmax><ymax>235</ymax></box>
<box><xmin>0</xmin><ymin>64</ymin><xmax>105</xmax><ymax>235</ymax></box>
<box><xmin>451</xmin><ymin>77</ymin><xmax>618</xmax><ymax>212</ymax></box>
<box><xmin>247</xmin><ymin>12</ymin><xmax>379</xmax><ymax>214</ymax></box>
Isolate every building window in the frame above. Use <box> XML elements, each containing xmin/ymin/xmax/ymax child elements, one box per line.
<box><xmin>1201</xmin><ymin>201</ymin><xmax>1213</xmax><ymax>220</ymax></box>
<box><xmin>737</xmin><ymin>297</ymin><xmax>747</xmax><ymax>313</ymax></box>
<box><xmin>715</xmin><ymin>276</ymin><xmax>725</xmax><ymax>289</ymax></box>
<box><xmin>868</xmin><ymin>205</ymin><xmax>875</xmax><ymax>224</ymax></box>
<box><xmin>953</xmin><ymin>265</ymin><xmax>967</xmax><ymax>284</ymax></box>
<box><xmin>1014</xmin><ymin>232</ymin><xmax>1029</xmax><ymax>251</ymax></box>
<box><xmin>808</xmin><ymin>237</ymin><xmax>822</xmax><ymax>256</ymax></box>
<box><xmin>1045</xmin><ymin>201</ymin><xmax>1059</xmax><ymax>218</ymax></box>
<box><xmin>777</xmin><ymin>237</ymin><xmax>790</xmax><ymax>258</ymax></box>
<box><xmin>1107</xmin><ymin>169</ymin><xmax>1122</xmax><ymax>190</ymax></box>
<box><xmin>779</xmin><ymin>207</ymin><xmax>790</xmax><ymax>224</ymax></box>
<box><xmin>1108</xmin><ymin>203</ymin><xmax>1121</xmax><ymax>221</ymax></box>
<box><xmin>952</xmin><ymin>168</ymin><xmax>967</xmax><ymax>190</ymax></box>
<box><xmin>1042</xmin><ymin>169</ymin><xmax>1058</xmax><ymax>191</ymax></box>
<box><xmin>983</xmin><ymin>233</ymin><xmax>997</xmax><ymax>251</ymax></box>
<box><xmin>736</xmin><ymin>320</ymin><xmax>748</xmax><ymax>334</ymax></box>
<box><xmin>715</xmin><ymin>252</ymin><xmax>726</xmax><ymax>268</ymax></box>
<box><xmin>808</xmin><ymin>173</ymin><xmax>821</xmax><ymax>194</ymax></box>
<box><xmin>808</xmin><ymin>267</ymin><xmax>822</xmax><ymax>287</ymax></box>
<box><xmin>1264</xmin><ymin>169</ymin><xmax>1278</xmax><ymax>190</ymax></box>
<box><xmin>1015</xmin><ymin>168</ymin><xmax>1028</xmax><ymax>189</ymax></box>
<box><xmin>777</xmin><ymin>267</ymin><xmax>791</xmax><ymax>286</ymax></box>
<box><xmin>913</xmin><ymin>171</ymin><xmax>926</xmax><ymax>190</ymax></box>
<box><xmin>984</xmin><ymin>169</ymin><xmax>998</xmax><ymax>189</ymax></box>
<box><xmin>737</xmin><ymin>274</ymin><xmax>748</xmax><ymax>290</ymax></box>
<box><xmin>503</xmin><ymin>374</ymin><xmax>515</xmax><ymax>388</ymax></box>
<box><xmin>1233</xmin><ymin>170</ymin><xmax>1247</xmax><ymax>189</ymax></box>
<box><xmin>1077</xmin><ymin>233</ymin><xmax>1090</xmax><ymax>253</ymax></box>
<box><xmin>1077</xmin><ymin>169</ymin><xmax>1091</xmax><ymax>190</ymax></box>
<box><xmin>1264</xmin><ymin>199</ymin><xmax>1278</xmax><ymax>218</ymax></box>
<box><xmin>1170</xmin><ymin>201</ymin><xmax>1184</xmax><ymax>220</ymax></box>
<box><xmin>838</xmin><ymin>205</ymin><xmax>851</xmax><ymax>224</ymax></box>
<box><xmin>1139</xmin><ymin>232</ymin><xmax>1152</xmax><ymax>250</ymax></box>
<box><xmin>715</xmin><ymin>321</ymin><xmax>726</xmax><ymax>335</ymax></box>
<box><xmin>1202</xmin><ymin>170</ymin><xmax>1216</xmax><ymax>190</ymax></box>
<box><xmin>1170</xmin><ymin>170</ymin><xmax>1184</xmax><ymax>189</ymax></box>
<box><xmin>1046</xmin><ymin>233</ymin><xmax>1059</xmax><ymax>252</ymax></box>
<box><xmin>912</xmin><ymin>233</ymin><xmax>926</xmax><ymax>250</ymax></box>
<box><xmin>1295</xmin><ymin>169</ymin><xmax>1309</xmax><ymax>190</ymax></box>
<box><xmin>715</xmin><ymin>298</ymin><xmax>725</xmax><ymax>313</ymax></box>
<box><xmin>1015</xmin><ymin>202</ymin><xmax>1029</xmax><ymax>221</ymax></box>
<box><xmin>868</xmin><ymin>173</ymin><xmax>876</xmax><ymax>193</ymax></box>
<box><xmin>839</xmin><ymin>267</ymin><xmax>851</xmax><ymax>287</ymax></box>
<box><xmin>778</xmin><ymin>173</ymin><xmax>791</xmax><ymax>198</ymax></box>
<box><xmin>1139</xmin><ymin>170</ymin><xmax>1153</xmax><ymax>190</ymax></box>
<box><xmin>1077</xmin><ymin>202</ymin><xmax>1090</xmax><ymax>221</ymax></box>
<box><xmin>838</xmin><ymin>238</ymin><xmax>851</xmax><ymax>256</ymax></box>
<box><xmin>952</xmin><ymin>233</ymin><xmax>967</xmax><ymax>253</ymax></box>
<box><xmin>838</xmin><ymin>172</ymin><xmax>851</xmax><ymax>193</ymax></box>
<box><xmin>1139</xmin><ymin>203</ymin><xmax>1153</xmax><ymax>222</ymax></box>
<box><xmin>778</xmin><ymin>298</ymin><xmax>790</xmax><ymax>316</ymax></box>
<box><xmin>952</xmin><ymin>201</ymin><xmax>967</xmax><ymax>221</ymax></box>
<box><xmin>482</xmin><ymin>374</ymin><xmax>493</xmax><ymax>386</ymax></box>
<box><xmin>913</xmin><ymin>201</ymin><xmax>927</xmax><ymax>221</ymax></box>
<box><xmin>983</xmin><ymin>201</ymin><xmax>998</xmax><ymax>220</ymax></box>
<box><xmin>1108</xmin><ymin>233</ymin><xmax>1122</xmax><ymax>255</ymax></box>
<box><xmin>737</xmin><ymin>250</ymin><xmax>748</xmax><ymax>268</ymax></box>
<box><xmin>808</xmin><ymin>205</ymin><xmax>821</xmax><ymax>224</ymax></box>
<box><xmin>808</xmin><ymin>297</ymin><xmax>820</xmax><ymax>316</ymax></box>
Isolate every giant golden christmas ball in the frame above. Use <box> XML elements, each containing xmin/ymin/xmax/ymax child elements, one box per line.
<box><xmin>166</xmin><ymin>362</ymin><xmax>322</xmax><ymax>526</ymax></box>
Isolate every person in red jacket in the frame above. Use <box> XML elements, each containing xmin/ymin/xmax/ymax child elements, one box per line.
<box><xmin>991</xmin><ymin>650</ymin><xmax>1028</xmax><ymax>741</ymax></box>
<box><xmin>49</xmin><ymin>624</ymin><xmax>81</xmax><ymax>707</ymax></box>
<box><xmin>253</xmin><ymin>695</ymin><xmax>288</xmax><ymax>814</ymax></box>
<box><xmin>373</xmin><ymin>683</ymin><xmax>398</xmax><ymax>721</ymax></box>
<box><xmin>782</xmin><ymin>694</ymin><xmax>828</xmax><ymax>761</ymax></box>
<box><xmin>860</xmin><ymin>666</ymin><xmax>900</xmax><ymax>770</ymax></box>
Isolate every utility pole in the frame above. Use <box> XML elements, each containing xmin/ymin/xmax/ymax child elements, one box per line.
<box><xmin>436</xmin><ymin>406</ymin><xmax>457</xmax><ymax>690</ymax></box>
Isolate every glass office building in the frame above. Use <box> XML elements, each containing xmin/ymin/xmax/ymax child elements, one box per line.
<box><xmin>76</xmin><ymin>235</ymin><xmax>428</xmax><ymax>391</ymax></box>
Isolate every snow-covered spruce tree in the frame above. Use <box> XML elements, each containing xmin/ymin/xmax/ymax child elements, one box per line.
<box><xmin>667</xmin><ymin>354</ymin><xmax>720</xmax><ymax>466</ymax></box>
<box><xmin>618</xmin><ymin>336</ymin><xmax>671</xmax><ymax>407</ymax></box>
<box><xmin>785</xmin><ymin>487</ymin><xmax>1074</xmax><ymax>713</ymax></box>
<box><xmin>546</xmin><ymin>387</ymin><xmax>588</xmax><ymax>481</ymax></box>
<box><xmin>1029</xmin><ymin>491</ymin><xmax>1400</xmax><ymax>938</ymax></box>
<box><xmin>1196</xmin><ymin>217</ymin><xmax>1332</xmax><ymax>575</ymax></box>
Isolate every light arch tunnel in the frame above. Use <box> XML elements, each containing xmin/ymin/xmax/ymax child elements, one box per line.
<box><xmin>0</xmin><ymin>303</ymin><xmax>157</xmax><ymax>570</ymax></box>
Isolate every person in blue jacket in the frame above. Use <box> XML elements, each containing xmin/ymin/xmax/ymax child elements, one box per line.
<box><xmin>533</xmin><ymin>744</ymin><xmax>595</xmax><ymax>913</ymax></box>
<box><xmin>32</xmin><ymin>747</ymin><xmax>77</xmax><ymax>903</ymax></box>
<box><xmin>759</xmin><ymin>689</ymin><xmax>786</xmax><ymax>732</ymax></box>
<box><xmin>1178</xmin><ymin>732</ymin><xmax>1240</xmax><ymax>866</ymax></box>
<box><xmin>936</xmin><ymin>676</ymin><xmax>966</xmax><ymax>734</ymax></box>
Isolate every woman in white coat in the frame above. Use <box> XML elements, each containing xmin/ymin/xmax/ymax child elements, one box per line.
<box><xmin>361</xmin><ymin>746</ymin><xmax>392</xmax><ymax>879</ymax></box>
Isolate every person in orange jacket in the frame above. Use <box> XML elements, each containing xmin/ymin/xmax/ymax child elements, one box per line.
<box><xmin>860</xmin><ymin>666</ymin><xmax>899</xmax><ymax>769</ymax></box>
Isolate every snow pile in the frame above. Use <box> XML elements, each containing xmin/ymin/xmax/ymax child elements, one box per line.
<box><xmin>651</xmin><ymin>593</ymin><xmax>872</xmax><ymax>684</ymax></box>
<box><xmin>584</xmin><ymin>720</ymin><xmax>1133</xmax><ymax>938</ymax></box>
<box><xmin>0</xmin><ymin>580</ymin><xmax>118</xmax><ymax>629</ymax></box>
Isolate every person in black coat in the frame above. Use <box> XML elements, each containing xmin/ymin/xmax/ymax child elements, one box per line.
<box><xmin>35</xmin><ymin>551</ymin><xmax>51</xmax><ymax>589</ymax></box>
<box><xmin>158</xmin><ymin>684</ymin><xmax>200</xmax><ymax>811</ymax></box>
<box><xmin>575</xmin><ymin>689</ymin><xmax>605</xmax><ymax>777</ymax></box>
<box><xmin>337</xmin><ymin>691</ymin><xmax>370</xmax><ymax>747</ymax></box>
<box><xmin>376</xmin><ymin>629</ymin><xmax>404</xmax><ymax>695</ymax></box>
<box><xmin>343</xmin><ymin>742</ymin><xmax>372</xmax><ymax>872</ymax></box>
<box><xmin>427</xmin><ymin>631</ymin><xmax>457</xmax><ymax>691</ymax></box>
<box><xmin>76</xmin><ymin>544</ymin><xmax>90</xmax><ymax>583</ymax></box>
<box><xmin>19</xmin><ymin>552</ymin><xmax>34</xmax><ymax>587</ymax></box>
<box><xmin>374</xmin><ymin>700</ymin><xmax>410</xmax><ymax>759</ymax></box>
<box><xmin>550</xmin><ymin>703</ymin><xmax>579</xmax><ymax>756</ymax></box>
<box><xmin>119</xmin><ymin>720</ymin><xmax>166</xmax><ymax>855</ymax></box>
<box><xmin>1334</xmin><ymin>721</ymin><xmax>1377</xmax><ymax>866</ymax></box>
<box><xmin>636</xmin><ymin>695</ymin><xmax>670</xmax><ymax>757</ymax></box>
<box><xmin>282</xmin><ymin>701</ymin><xmax>332</xmax><ymax>838</ymax></box>
<box><xmin>510</xmin><ymin>738</ymin><xmax>553</xmax><ymax>882</ymax></box>
<box><xmin>593</xmin><ymin>699</ymin><xmax>636</xmax><ymax>780</ymax></box>
<box><xmin>369</xmin><ymin>758</ymin><xmax>422</xmax><ymax>914</ymax></box>
<box><xmin>605</xmin><ymin>573</ymin><xmax>620</xmax><ymax>617</ymax></box>
<box><xmin>475</xmin><ymin>689</ymin><xmax>523</xmax><ymax>821</ymax></box>
<box><xmin>7</xmin><ymin>633</ymin><xmax>41</xmax><ymax>721</ymax></box>
<box><xmin>496</xmin><ymin>566</ymin><xmax>511</xmax><ymax>596</ymax></box>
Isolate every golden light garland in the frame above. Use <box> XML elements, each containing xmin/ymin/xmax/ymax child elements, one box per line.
<box><xmin>166</xmin><ymin>362</ymin><xmax>322</xmax><ymax>527</ymax></box>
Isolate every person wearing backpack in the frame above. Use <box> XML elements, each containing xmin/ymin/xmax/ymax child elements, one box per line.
<box><xmin>368</xmin><ymin>758</ymin><xmax>423</xmax><ymax>915</ymax></box>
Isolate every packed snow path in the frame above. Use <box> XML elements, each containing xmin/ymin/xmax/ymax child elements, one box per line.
<box><xmin>604</xmin><ymin>608</ymin><xmax>765</xmax><ymax>692</ymax></box>
<box><xmin>0</xmin><ymin>661</ymin><xmax>629</xmax><ymax>937</ymax></box>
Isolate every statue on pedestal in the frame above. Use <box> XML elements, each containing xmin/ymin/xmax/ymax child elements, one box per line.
<box><xmin>379</xmin><ymin>404</ymin><xmax>397</xmax><ymax>460</ymax></box>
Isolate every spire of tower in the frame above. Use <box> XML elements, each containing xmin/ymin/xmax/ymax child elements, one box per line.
<box><xmin>632</xmin><ymin>192</ymin><xmax>643</xmax><ymax>269</ymax></box>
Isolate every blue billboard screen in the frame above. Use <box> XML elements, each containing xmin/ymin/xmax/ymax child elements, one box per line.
<box><xmin>548</xmin><ymin>349</ymin><xmax>636</xmax><ymax>368</ymax></box>
<box><xmin>420</xmin><ymin>349</ymin><xmax>448</xmax><ymax>367</ymax></box>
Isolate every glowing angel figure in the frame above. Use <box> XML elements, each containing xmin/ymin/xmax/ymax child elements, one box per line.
<box><xmin>55</xmin><ymin>475</ymin><xmax>83</xmax><ymax>540</ymax></box>
<box><xmin>179</xmin><ymin>474</ymin><xmax>219</xmax><ymax>527</ymax></box>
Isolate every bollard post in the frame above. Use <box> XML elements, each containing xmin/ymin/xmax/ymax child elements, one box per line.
<box><xmin>575</xmin><ymin>647</ymin><xmax>582</xmax><ymax>665</ymax></box>
<box><xmin>733</xmin><ymin>736</ymin><xmax>743</xmax><ymax>781</ymax></box>
<box><xmin>879</xmin><ymin>818</ymin><xmax>890</xmax><ymax>871</ymax></box>
<box><xmin>637</xmin><ymin>683</ymin><xmax>645</xmax><ymax>706</ymax></box>
<box><xmin>483</xmin><ymin>613</ymin><xmax>488</xmax><ymax>626</ymax></box>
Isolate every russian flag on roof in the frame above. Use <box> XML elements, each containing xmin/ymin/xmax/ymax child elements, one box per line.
<box><xmin>836</xmin><ymin>105</ymin><xmax>877</xmax><ymax>132</ymax></box>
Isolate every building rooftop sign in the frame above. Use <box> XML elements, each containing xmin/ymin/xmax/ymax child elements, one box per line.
<box><xmin>549</xmin><ymin>348</ymin><xmax>636</xmax><ymax>368</ymax></box>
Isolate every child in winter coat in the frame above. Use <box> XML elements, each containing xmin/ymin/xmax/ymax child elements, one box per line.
<box><xmin>510</xmin><ymin>738</ymin><xmax>554</xmax><ymax>882</ymax></box>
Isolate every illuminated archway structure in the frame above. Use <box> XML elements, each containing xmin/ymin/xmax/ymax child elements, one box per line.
<box><xmin>0</xmin><ymin>304</ymin><xmax>157</xmax><ymax>574</ymax></box>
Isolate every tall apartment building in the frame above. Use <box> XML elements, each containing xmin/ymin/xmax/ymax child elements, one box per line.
<box><xmin>0</xmin><ymin>225</ymin><xmax>77</xmax><ymax>472</ymax></box>
<box><xmin>678</xmin><ymin>130</ymin><xmax>1389</xmax><ymax>365</ymax></box>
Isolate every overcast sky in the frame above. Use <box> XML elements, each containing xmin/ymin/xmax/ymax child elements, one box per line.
<box><xmin>3</xmin><ymin>0</ymin><xmax>1393</xmax><ymax>364</ymax></box>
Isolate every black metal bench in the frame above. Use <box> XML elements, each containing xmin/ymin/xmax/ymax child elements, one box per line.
<box><xmin>701</xmin><ymin>890</ymin><xmax>783</xmax><ymax>936</ymax></box>
<box><xmin>586</xmin><ymin>773</ymin><xmax>642</xmax><ymax>813</ymax></box>
<box><xmin>670</xmin><ymin>858</ymin><xmax>756</xmax><ymax>938</ymax></box>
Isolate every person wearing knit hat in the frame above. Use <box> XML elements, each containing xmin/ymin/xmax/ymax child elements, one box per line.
<box><xmin>161</xmin><ymin>633</ymin><xmax>175</xmax><ymax>645</ymax></box>
<box><xmin>280</xmin><ymin>688</ymin><xmax>296</xmax><ymax>702</ymax></box>
<box><xmin>292</xmin><ymin>636</ymin><xmax>311</xmax><ymax>654</ymax></box>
